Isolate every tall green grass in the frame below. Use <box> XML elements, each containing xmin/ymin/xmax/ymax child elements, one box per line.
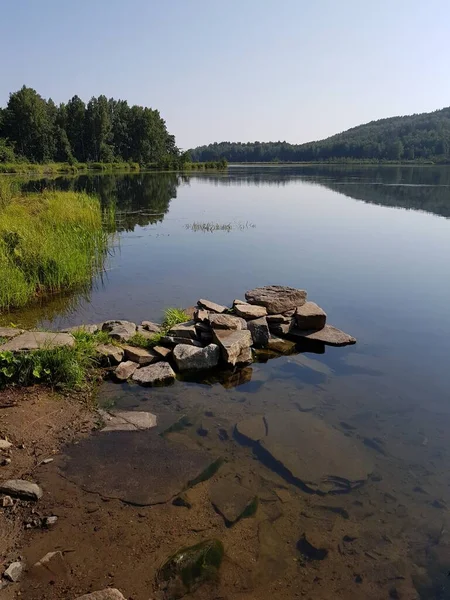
<box><xmin>0</xmin><ymin>181</ymin><xmax>112</xmax><ymax>311</ymax></box>
<box><xmin>0</xmin><ymin>161</ymin><xmax>140</xmax><ymax>174</ymax></box>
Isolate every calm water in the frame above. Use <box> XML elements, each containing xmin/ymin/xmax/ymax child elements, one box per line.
<box><xmin>12</xmin><ymin>165</ymin><xmax>450</xmax><ymax>598</ymax></box>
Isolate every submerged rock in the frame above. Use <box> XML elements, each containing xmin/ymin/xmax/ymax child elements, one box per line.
<box><xmin>75</xmin><ymin>590</ymin><xmax>126</xmax><ymax>600</ymax></box>
<box><xmin>290</xmin><ymin>324</ymin><xmax>356</xmax><ymax>346</ymax></box>
<box><xmin>235</xmin><ymin>412</ymin><xmax>373</xmax><ymax>494</ymax></box>
<box><xmin>245</xmin><ymin>285</ymin><xmax>307</xmax><ymax>314</ymax></box>
<box><xmin>102</xmin><ymin>320</ymin><xmax>136</xmax><ymax>342</ymax></box>
<box><xmin>248</xmin><ymin>316</ymin><xmax>270</xmax><ymax>347</ymax></box>
<box><xmin>295</xmin><ymin>302</ymin><xmax>327</xmax><ymax>330</ymax></box>
<box><xmin>198</xmin><ymin>298</ymin><xmax>228</xmax><ymax>314</ymax></box>
<box><xmin>0</xmin><ymin>479</ymin><xmax>43</xmax><ymax>500</ymax></box>
<box><xmin>210</xmin><ymin>479</ymin><xmax>257</xmax><ymax>526</ymax></box>
<box><xmin>267</xmin><ymin>336</ymin><xmax>296</xmax><ymax>354</ymax></box>
<box><xmin>158</xmin><ymin>539</ymin><xmax>224</xmax><ymax>598</ymax></box>
<box><xmin>0</xmin><ymin>331</ymin><xmax>75</xmax><ymax>352</ymax></box>
<box><xmin>132</xmin><ymin>362</ymin><xmax>176</xmax><ymax>386</ymax></box>
<box><xmin>234</xmin><ymin>302</ymin><xmax>267</xmax><ymax>319</ymax></box>
<box><xmin>96</xmin><ymin>344</ymin><xmax>124</xmax><ymax>366</ymax></box>
<box><xmin>173</xmin><ymin>344</ymin><xmax>220</xmax><ymax>371</ymax></box>
<box><xmin>213</xmin><ymin>329</ymin><xmax>252</xmax><ymax>366</ymax></box>
<box><xmin>65</xmin><ymin>324</ymin><xmax>99</xmax><ymax>335</ymax></box>
<box><xmin>100</xmin><ymin>409</ymin><xmax>157</xmax><ymax>432</ymax></box>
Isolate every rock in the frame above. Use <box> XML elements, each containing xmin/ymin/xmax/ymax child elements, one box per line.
<box><xmin>295</xmin><ymin>302</ymin><xmax>327</xmax><ymax>330</ymax></box>
<box><xmin>135</xmin><ymin>325</ymin><xmax>158</xmax><ymax>340</ymax></box>
<box><xmin>208</xmin><ymin>313</ymin><xmax>246</xmax><ymax>330</ymax></box>
<box><xmin>61</xmin><ymin>431</ymin><xmax>222</xmax><ymax>505</ymax></box>
<box><xmin>43</xmin><ymin>515</ymin><xmax>58</xmax><ymax>526</ymax></box>
<box><xmin>102</xmin><ymin>320</ymin><xmax>136</xmax><ymax>341</ymax></box>
<box><xmin>153</xmin><ymin>345</ymin><xmax>172</xmax><ymax>359</ymax></box>
<box><xmin>268</xmin><ymin>321</ymin><xmax>293</xmax><ymax>336</ymax></box>
<box><xmin>235</xmin><ymin>412</ymin><xmax>373</xmax><ymax>494</ymax></box>
<box><xmin>266</xmin><ymin>313</ymin><xmax>292</xmax><ymax>324</ymax></box>
<box><xmin>213</xmin><ymin>329</ymin><xmax>252</xmax><ymax>366</ymax></box>
<box><xmin>290</xmin><ymin>324</ymin><xmax>356</xmax><ymax>346</ymax></box>
<box><xmin>1</xmin><ymin>496</ymin><xmax>13</xmax><ymax>507</ymax></box>
<box><xmin>131</xmin><ymin>362</ymin><xmax>176</xmax><ymax>386</ymax></box>
<box><xmin>194</xmin><ymin>308</ymin><xmax>209</xmax><ymax>322</ymax></box>
<box><xmin>114</xmin><ymin>361</ymin><xmax>139</xmax><ymax>381</ymax></box>
<box><xmin>141</xmin><ymin>321</ymin><xmax>161</xmax><ymax>334</ymax></box>
<box><xmin>0</xmin><ymin>327</ymin><xmax>24</xmax><ymax>339</ymax></box>
<box><xmin>75</xmin><ymin>591</ymin><xmax>126</xmax><ymax>600</ymax></box>
<box><xmin>31</xmin><ymin>551</ymin><xmax>69</xmax><ymax>582</ymax></box>
<box><xmin>168</xmin><ymin>320</ymin><xmax>198</xmax><ymax>340</ymax></box>
<box><xmin>248</xmin><ymin>317</ymin><xmax>270</xmax><ymax>347</ymax></box>
<box><xmin>66</xmin><ymin>324</ymin><xmax>98</xmax><ymax>334</ymax></box>
<box><xmin>0</xmin><ymin>331</ymin><xmax>75</xmax><ymax>352</ymax></box>
<box><xmin>4</xmin><ymin>561</ymin><xmax>24</xmax><ymax>582</ymax></box>
<box><xmin>0</xmin><ymin>479</ymin><xmax>43</xmax><ymax>500</ymax></box>
<box><xmin>297</xmin><ymin>534</ymin><xmax>328</xmax><ymax>561</ymax></box>
<box><xmin>233</xmin><ymin>298</ymin><xmax>247</xmax><ymax>306</ymax></box>
<box><xmin>160</xmin><ymin>336</ymin><xmax>203</xmax><ymax>348</ymax></box>
<box><xmin>198</xmin><ymin>298</ymin><xmax>228</xmax><ymax>314</ymax></box>
<box><xmin>96</xmin><ymin>344</ymin><xmax>124</xmax><ymax>366</ymax></box>
<box><xmin>122</xmin><ymin>345</ymin><xmax>158</xmax><ymax>366</ymax></box>
<box><xmin>184</xmin><ymin>306</ymin><xmax>197</xmax><ymax>320</ymax></box>
<box><xmin>173</xmin><ymin>344</ymin><xmax>220</xmax><ymax>371</ymax></box>
<box><xmin>234</xmin><ymin>302</ymin><xmax>267</xmax><ymax>319</ymax></box>
<box><xmin>100</xmin><ymin>410</ymin><xmax>158</xmax><ymax>432</ymax></box>
<box><xmin>1</xmin><ymin>458</ymin><xmax>11</xmax><ymax>466</ymax></box>
<box><xmin>267</xmin><ymin>336</ymin><xmax>296</xmax><ymax>354</ymax></box>
<box><xmin>158</xmin><ymin>539</ymin><xmax>224</xmax><ymax>597</ymax></box>
<box><xmin>0</xmin><ymin>439</ymin><xmax>12</xmax><ymax>450</ymax></box>
<box><xmin>245</xmin><ymin>285</ymin><xmax>307</xmax><ymax>314</ymax></box>
<box><xmin>210</xmin><ymin>480</ymin><xmax>257</xmax><ymax>525</ymax></box>
<box><xmin>236</xmin><ymin>346</ymin><xmax>253</xmax><ymax>364</ymax></box>
<box><xmin>220</xmin><ymin>367</ymin><xmax>253</xmax><ymax>389</ymax></box>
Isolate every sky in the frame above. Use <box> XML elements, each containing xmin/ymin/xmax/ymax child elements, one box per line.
<box><xmin>1</xmin><ymin>0</ymin><xmax>449</xmax><ymax>150</ymax></box>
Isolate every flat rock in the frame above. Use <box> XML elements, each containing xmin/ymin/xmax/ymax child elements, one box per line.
<box><xmin>194</xmin><ymin>308</ymin><xmax>209</xmax><ymax>322</ymax></box>
<box><xmin>213</xmin><ymin>329</ymin><xmax>252</xmax><ymax>366</ymax></box>
<box><xmin>114</xmin><ymin>361</ymin><xmax>139</xmax><ymax>381</ymax></box>
<box><xmin>75</xmin><ymin>590</ymin><xmax>126</xmax><ymax>600</ymax></box>
<box><xmin>266</xmin><ymin>313</ymin><xmax>292</xmax><ymax>324</ymax></box>
<box><xmin>122</xmin><ymin>345</ymin><xmax>158</xmax><ymax>366</ymax></box>
<box><xmin>173</xmin><ymin>344</ymin><xmax>220</xmax><ymax>371</ymax></box>
<box><xmin>96</xmin><ymin>344</ymin><xmax>124</xmax><ymax>365</ymax></box>
<box><xmin>237</xmin><ymin>346</ymin><xmax>253</xmax><ymax>364</ymax></box>
<box><xmin>4</xmin><ymin>561</ymin><xmax>24</xmax><ymax>582</ymax></box>
<box><xmin>0</xmin><ymin>479</ymin><xmax>43</xmax><ymax>500</ymax></box>
<box><xmin>168</xmin><ymin>320</ymin><xmax>198</xmax><ymax>340</ymax></box>
<box><xmin>268</xmin><ymin>321</ymin><xmax>293</xmax><ymax>336</ymax></box>
<box><xmin>31</xmin><ymin>551</ymin><xmax>69</xmax><ymax>582</ymax></box>
<box><xmin>245</xmin><ymin>285</ymin><xmax>307</xmax><ymax>314</ymax></box>
<box><xmin>234</xmin><ymin>302</ymin><xmax>267</xmax><ymax>319</ymax></box>
<box><xmin>290</xmin><ymin>324</ymin><xmax>356</xmax><ymax>347</ymax></box>
<box><xmin>248</xmin><ymin>317</ymin><xmax>270</xmax><ymax>347</ymax></box>
<box><xmin>208</xmin><ymin>313</ymin><xmax>246</xmax><ymax>330</ymax></box>
<box><xmin>141</xmin><ymin>321</ymin><xmax>161</xmax><ymax>334</ymax></box>
<box><xmin>61</xmin><ymin>431</ymin><xmax>221</xmax><ymax>505</ymax></box>
<box><xmin>198</xmin><ymin>298</ymin><xmax>228</xmax><ymax>314</ymax></box>
<box><xmin>0</xmin><ymin>331</ymin><xmax>75</xmax><ymax>352</ymax></box>
<box><xmin>235</xmin><ymin>412</ymin><xmax>373</xmax><ymax>494</ymax></box>
<box><xmin>210</xmin><ymin>480</ymin><xmax>257</xmax><ymax>525</ymax></box>
<box><xmin>160</xmin><ymin>336</ymin><xmax>202</xmax><ymax>347</ymax></box>
<box><xmin>132</xmin><ymin>362</ymin><xmax>176</xmax><ymax>386</ymax></box>
<box><xmin>267</xmin><ymin>336</ymin><xmax>296</xmax><ymax>354</ymax></box>
<box><xmin>153</xmin><ymin>345</ymin><xmax>172</xmax><ymax>358</ymax></box>
<box><xmin>100</xmin><ymin>410</ymin><xmax>157</xmax><ymax>432</ymax></box>
<box><xmin>0</xmin><ymin>327</ymin><xmax>24</xmax><ymax>339</ymax></box>
<box><xmin>135</xmin><ymin>325</ymin><xmax>158</xmax><ymax>340</ymax></box>
<box><xmin>102</xmin><ymin>320</ymin><xmax>136</xmax><ymax>341</ymax></box>
<box><xmin>295</xmin><ymin>302</ymin><xmax>327</xmax><ymax>330</ymax></box>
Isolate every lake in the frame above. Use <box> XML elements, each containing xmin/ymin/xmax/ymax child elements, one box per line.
<box><xmin>13</xmin><ymin>165</ymin><xmax>450</xmax><ymax>599</ymax></box>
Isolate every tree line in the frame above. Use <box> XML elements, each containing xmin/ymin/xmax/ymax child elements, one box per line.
<box><xmin>189</xmin><ymin>106</ymin><xmax>450</xmax><ymax>163</ymax></box>
<box><xmin>0</xmin><ymin>86</ymin><xmax>182</xmax><ymax>167</ymax></box>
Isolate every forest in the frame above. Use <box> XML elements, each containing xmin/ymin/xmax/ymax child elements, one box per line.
<box><xmin>0</xmin><ymin>86</ymin><xmax>182</xmax><ymax>168</ymax></box>
<box><xmin>189</xmin><ymin>106</ymin><xmax>450</xmax><ymax>163</ymax></box>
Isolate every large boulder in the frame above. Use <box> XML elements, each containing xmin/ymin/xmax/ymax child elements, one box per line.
<box><xmin>102</xmin><ymin>320</ymin><xmax>136</xmax><ymax>342</ymax></box>
<box><xmin>208</xmin><ymin>313</ymin><xmax>246</xmax><ymax>330</ymax></box>
<box><xmin>245</xmin><ymin>285</ymin><xmax>307</xmax><ymax>314</ymax></box>
<box><xmin>234</xmin><ymin>302</ymin><xmax>267</xmax><ymax>319</ymax></box>
<box><xmin>198</xmin><ymin>299</ymin><xmax>228</xmax><ymax>314</ymax></box>
<box><xmin>267</xmin><ymin>336</ymin><xmax>296</xmax><ymax>354</ymax></box>
<box><xmin>0</xmin><ymin>331</ymin><xmax>75</xmax><ymax>352</ymax></box>
<box><xmin>132</xmin><ymin>362</ymin><xmax>176</xmax><ymax>386</ymax></box>
<box><xmin>290</xmin><ymin>324</ymin><xmax>356</xmax><ymax>347</ymax></box>
<box><xmin>173</xmin><ymin>344</ymin><xmax>220</xmax><ymax>371</ymax></box>
<box><xmin>122</xmin><ymin>345</ymin><xmax>158</xmax><ymax>366</ymax></box>
<box><xmin>295</xmin><ymin>302</ymin><xmax>327</xmax><ymax>330</ymax></box>
<box><xmin>248</xmin><ymin>317</ymin><xmax>270</xmax><ymax>347</ymax></box>
<box><xmin>167</xmin><ymin>320</ymin><xmax>198</xmax><ymax>340</ymax></box>
<box><xmin>213</xmin><ymin>329</ymin><xmax>252</xmax><ymax>366</ymax></box>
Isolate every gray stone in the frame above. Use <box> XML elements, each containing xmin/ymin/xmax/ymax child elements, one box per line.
<box><xmin>96</xmin><ymin>344</ymin><xmax>124</xmax><ymax>366</ymax></box>
<box><xmin>102</xmin><ymin>320</ymin><xmax>136</xmax><ymax>341</ymax></box>
<box><xmin>0</xmin><ymin>479</ymin><xmax>43</xmax><ymax>500</ymax></box>
<box><xmin>4</xmin><ymin>561</ymin><xmax>24</xmax><ymax>582</ymax></box>
<box><xmin>160</xmin><ymin>336</ymin><xmax>202</xmax><ymax>347</ymax></box>
<box><xmin>141</xmin><ymin>321</ymin><xmax>161</xmax><ymax>334</ymax></box>
<box><xmin>208</xmin><ymin>313</ymin><xmax>246</xmax><ymax>330</ymax></box>
<box><xmin>0</xmin><ymin>327</ymin><xmax>24</xmax><ymax>339</ymax></box>
<box><xmin>198</xmin><ymin>298</ymin><xmax>228</xmax><ymax>314</ymax></box>
<box><xmin>234</xmin><ymin>302</ymin><xmax>267</xmax><ymax>319</ymax></box>
<box><xmin>114</xmin><ymin>361</ymin><xmax>139</xmax><ymax>381</ymax></box>
<box><xmin>122</xmin><ymin>345</ymin><xmax>158</xmax><ymax>366</ymax></box>
<box><xmin>173</xmin><ymin>344</ymin><xmax>220</xmax><ymax>371</ymax></box>
<box><xmin>213</xmin><ymin>329</ymin><xmax>252</xmax><ymax>366</ymax></box>
<box><xmin>0</xmin><ymin>439</ymin><xmax>12</xmax><ymax>450</ymax></box>
<box><xmin>295</xmin><ymin>302</ymin><xmax>327</xmax><ymax>330</ymax></box>
<box><xmin>210</xmin><ymin>480</ymin><xmax>257</xmax><ymax>525</ymax></box>
<box><xmin>132</xmin><ymin>362</ymin><xmax>176</xmax><ymax>386</ymax></box>
<box><xmin>248</xmin><ymin>317</ymin><xmax>270</xmax><ymax>347</ymax></box>
<box><xmin>245</xmin><ymin>285</ymin><xmax>307</xmax><ymax>314</ymax></box>
<box><xmin>236</xmin><ymin>346</ymin><xmax>253</xmax><ymax>364</ymax></box>
<box><xmin>168</xmin><ymin>320</ymin><xmax>198</xmax><ymax>340</ymax></box>
<box><xmin>135</xmin><ymin>325</ymin><xmax>158</xmax><ymax>340</ymax></box>
<box><xmin>153</xmin><ymin>345</ymin><xmax>172</xmax><ymax>359</ymax></box>
<box><xmin>290</xmin><ymin>324</ymin><xmax>356</xmax><ymax>346</ymax></box>
<box><xmin>235</xmin><ymin>412</ymin><xmax>373</xmax><ymax>494</ymax></box>
<box><xmin>31</xmin><ymin>551</ymin><xmax>69</xmax><ymax>582</ymax></box>
<box><xmin>268</xmin><ymin>321</ymin><xmax>293</xmax><ymax>336</ymax></box>
<box><xmin>75</xmin><ymin>591</ymin><xmax>126</xmax><ymax>600</ymax></box>
<box><xmin>267</xmin><ymin>336</ymin><xmax>296</xmax><ymax>354</ymax></box>
<box><xmin>100</xmin><ymin>410</ymin><xmax>157</xmax><ymax>432</ymax></box>
<box><xmin>0</xmin><ymin>331</ymin><xmax>75</xmax><ymax>352</ymax></box>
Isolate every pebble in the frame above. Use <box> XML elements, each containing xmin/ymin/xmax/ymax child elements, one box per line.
<box><xmin>4</xmin><ymin>561</ymin><xmax>24</xmax><ymax>582</ymax></box>
<box><xmin>0</xmin><ymin>439</ymin><xmax>12</xmax><ymax>450</ymax></box>
<box><xmin>1</xmin><ymin>458</ymin><xmax>12</xmax><ymax>466</ymax></box>
<box><xmin>1</xmin><ymin>496</ymin><xmax>14</xmax><ymax>507</ymax></box>
<box><xmin>41</xmin><ymin>458</ymin><xmax>54</xmax><ymax>465</ymax></box>
<box><xmin>44</xmin><ymin>516</ymin><xmax>58</xmax><ymax>526</ymax></box>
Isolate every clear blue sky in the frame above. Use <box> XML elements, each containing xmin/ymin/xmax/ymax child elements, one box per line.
<box><xmin>1</xmin><ymin>0</ymin><xmax>449</xmax><ymax>149</ymax></box>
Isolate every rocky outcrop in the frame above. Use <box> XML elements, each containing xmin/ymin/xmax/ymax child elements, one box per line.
<box><xmin>294</xmin><ymin>302</ymin><xmax>327</xmax><ymax>330</ymax></box>
<box><xmin>213</xmin><ymin>329</ymin><xmax>252</xmax><ymax>366</ymax></box>
<box><xmin>0</xmin><ymin>331</ymin><xmax>75</xmax><ymax>352</ymax></box>
<box><xmin>168</xmin><ymin>320</ymin><xmax>198</xmax><ymax>340</ymax></box>
<box><xmin>173</xmin><ymin>344</ymin><xmax>220</xmax><ymax>371</ymax></box>
<box><xmin>245</xmin><ymin>285</ymin><xmax>307</xmax><ymax>314</ymax></box>
<box><xmin>131</xmin><ymin>362</ymin><xmax>176</xmax><ymax>386</ymax></box>
<box><xmin>102</xmin><ymin>320</ymin><xmax>136</xmax><ymax>341</ymax></box>
<box><xmin>248</xmin><ymin>317</ymin><xmax>270</xmax><ymax>347</ymax></box>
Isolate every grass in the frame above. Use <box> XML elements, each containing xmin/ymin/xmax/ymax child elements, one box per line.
<box><xmin>0</xmin><ymin>180</ymin><xmax>113</xmax><ymax>311</ymax></box>
<box><xmin>128</xmin><ymin>307</ymin><xmax>190</xmax><ymax>349</ymax></box>
<box><xmin>0</xmin><ymin>161</ymin><xmax>140</xmax><ymax>174</ymax></box>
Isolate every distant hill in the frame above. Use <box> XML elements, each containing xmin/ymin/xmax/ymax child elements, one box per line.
<box><xmin>189</xmin><ymin>107</ymin><xmax>450</xmax><ymax>163</ymax></box>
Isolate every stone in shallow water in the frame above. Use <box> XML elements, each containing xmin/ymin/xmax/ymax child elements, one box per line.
<box><xmin>235</xmin><ymin>411</ymin><xmax>373</xmax><ymax>494</ymax></box>
<box><xmin>132</xmin><ymin>362</ymin><xmax>176</xmax><ymax>386</ymax></box>
<box><xmin>100</xmin><ymin>409</ymin><xmax>157</xmax><ymax>432</ymax></box>
<box><xmin>210</xmin><ymin>479</ymin><xmax>257</xmax><ymax>525</ymax></box>
<box><xmin>290</xmin><ymin>324</ymin><xmax>356</xmax><ymax>347</ymax></box>
<box><xmin>245</xmin><ymin>285</ymin><xmax>307</xmax><ymax>314</ymax></box>
<box><xmin>267</xmin><ymin>336</ymin><xmax>296</xmax><ymax>354</ymax></box>
<box><xmin>213</xmin><ymin>329</ymin><xmax>252</xmax><ymax>366</ymax></box>
<box><xmin>234</xmin><ymin>302</ymin><xmax>268</xmax><ymax>319</ymax></box>
<box><xmin>114</xmin><ymin>360</ymin><xmax>138</xmax><ymax>381</ymax></box>
<box><xmin>198</xmin><ymin>298</ymin><xmax>228</xmax><ymax>313</ymax></box>
<box><xmin>0</xmin><ymin>331</ymin><xmax>75</xmax><ymax>352</ymax></box>
<box><xmin>173</xmin><ymin>344</ymin><xmax>220</xmax><ymax>371</ymax></box>
<box><xmin>122</xmin><ymin>345</ymin><xmax>158</xmax><ymax>366</ymax></box>
<box><xmin>161</xmin><ymin>336</ymin><xmax>203</xmax><ymax>348</ymax></box>
<box><xmin>102</xmin><ymin>320</ymin><xmax>136</xmax><ymax>342</ymax></box>
<box><xmin>295</xmin><ymin>302</ymin><xmax>327</xmax><ymax>330</ymax></box>
<box><xmin>75</xmin><ymin>590</ymin><xmax>126</xmax><ymax>600</ymax></box>
<box><xmin>61</xmin><ymin>431</ymin><xmax>221</xmax><ymax>505</ymax></box>
<box><xmin>96</xmin><ymin>344</ymin><xmax>124</xmax><ymax>366</ymax></box>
